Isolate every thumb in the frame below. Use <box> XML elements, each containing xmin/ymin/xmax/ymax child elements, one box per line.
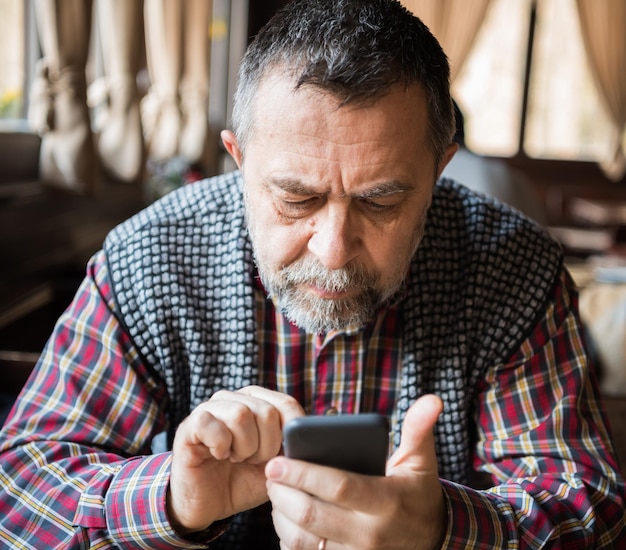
<box><xmin>387</xmin><ymin>394</ymin><xmax>443</xmax><ymax>474</ymax></box>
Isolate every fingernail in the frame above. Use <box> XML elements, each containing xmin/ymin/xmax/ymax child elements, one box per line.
<box><xmin>266</xmin><ymin>458</ymin><xmax>286</xmax><ymax>480</ymax></box>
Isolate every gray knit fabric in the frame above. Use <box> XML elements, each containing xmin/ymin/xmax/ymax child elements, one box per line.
<box><xmin>104</xmin><ymin>171</ymin><xmax>562</xmax><ymax>548</ymax></box>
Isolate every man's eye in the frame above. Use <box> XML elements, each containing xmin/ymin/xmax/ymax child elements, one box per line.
<box><xmin>279</xmin><ymin>197</ymin><xmax>319</xmax><ymax>216</ymax></box>
<box><xmin>284</xmin><ymin>198</ymin><xmax>316</xmax><ymax>208</ymax></box>
<box><xmin>360</xmin><ymin>198</ymin><xmax>396</xmax><ymax>212</ymax></box>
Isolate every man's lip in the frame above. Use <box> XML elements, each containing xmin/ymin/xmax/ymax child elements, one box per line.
<box><xmin>304</xmin><ymin>284</ymin><xmax>355</xmax><ymax>299</ymax></box>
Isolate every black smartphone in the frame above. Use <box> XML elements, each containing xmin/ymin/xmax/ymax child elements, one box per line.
<box><xmin>282</xmin><ymin>413</ymin><xmax>390</xmax><ymax>476</ymax></box>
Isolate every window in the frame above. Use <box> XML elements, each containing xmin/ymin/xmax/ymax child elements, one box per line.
<box><xmin>453</xmin><ymin>0</ymin><xmax>624</xmax><ymax>163</ymax></box>
<box><xmin>452</xmin><ymin>0</ymin><xmax>531</xmax><ymax>157</ymax></box>
<box><xmin>525</xmin><ymin>0</ymin><xmax>616</xmax><ymax>160</ymax></box>
<box><xmin>0</xmin><ymin>0</ymin><xmax>25</xmax><ymax>119</ymax></box>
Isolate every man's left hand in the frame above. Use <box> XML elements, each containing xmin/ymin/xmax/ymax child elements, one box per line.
<box><xmin>266</xmin><ymin>395</ymin><xmax>446</xmax><ymax>550</ymax></box>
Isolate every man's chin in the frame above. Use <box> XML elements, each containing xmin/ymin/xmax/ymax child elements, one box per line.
<box><xmin>283</xmin><ymin>310</ymin><xmax>365</xmax><ymax>334</ymax></box>
<box><xmin>278</xmin><ymin>292</ymin><xmax>377</xmax><ymax>334</ymax></box>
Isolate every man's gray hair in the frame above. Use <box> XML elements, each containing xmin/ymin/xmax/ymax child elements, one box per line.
<box><xmin>231</xmin><ymin>0</ymin><xmax>455</xmax><ymax>166</ymax></box>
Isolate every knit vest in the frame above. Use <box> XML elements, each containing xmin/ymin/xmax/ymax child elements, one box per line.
<box><xmin>104</xmin><ymin>171</ymin><xmax>562</xmax><ymax>548</ymax></box>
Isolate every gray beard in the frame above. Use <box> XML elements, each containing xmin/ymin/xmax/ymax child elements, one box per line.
<box><xmin>258</xmin><ymin>257</ymin><xmax>389</xmax><ymax>334</ymax></box>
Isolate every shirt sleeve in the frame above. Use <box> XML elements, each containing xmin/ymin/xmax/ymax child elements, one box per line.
<box><xmin>0</xmin><ymin>251</ymin><xmax>210</xmax><ymax>549</ymax></box>
<box><xmin>440</xmin><ymin>269</ymin><xmax>626</xmax><ymax>548</ymax></box>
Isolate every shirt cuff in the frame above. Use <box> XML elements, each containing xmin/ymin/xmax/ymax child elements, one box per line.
<box><xmin>440</xmin><ymin>478</ymin><xmax>516</xmax><ymax>549</ymax></box>
<box><xmin>104</xmin><ymin>452</ymin><xmax>214</xmax><ymax>549</ymax></box>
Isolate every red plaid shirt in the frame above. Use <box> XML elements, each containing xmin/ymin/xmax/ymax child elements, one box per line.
<box><xmin>0</xmin><ymin>250</ymin><xmax>624</xmax><ymax>548</ymax></box>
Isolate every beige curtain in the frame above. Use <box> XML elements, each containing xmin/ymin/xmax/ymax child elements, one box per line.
<box><xmin>400</xmin><ymin>0</ymin><xmax>492</xmax><ymax>81</ymax></box>
<box><xmin>29</xmin><ymin>0</ymin><xmax>95</xmax><ymax>193</ymax></box>
<box><xmin>94</xmin><ymin>0</ymin><xmax>144</xmax><ymax>184</ymax></box>
<box><xmin>142</xmin><ymin>0</ymin><xmax>212</xmax><ymax>168</ymax></box>
<box><xmin>143</xmin><ymin>0</ymin><xmax>183</xmax><ymax>161</ymax></box>
<box><xmin>179</xmin><ymin>0</ymin><xmax>213</xmax><ymax>166</ymax></box>
<box><xmin>576</xmin><ymin>0</ymin><xmax>626</xmax><ymax>181</ymax></box>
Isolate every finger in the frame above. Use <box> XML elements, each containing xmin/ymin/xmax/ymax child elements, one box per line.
<box><xmin>174</xmin><ymin>409</ymin><xmax>233</xmax><ymax>463</ymax></box>
<box><xmin>266</xmin><ymin>456</ymin><xmax>377</xmax><ymax>513</ymax></box>
<box><xmin>387</xmin><ymin>394</ymin><xmax>443</xmax><ymax>473</ymax></box>
<box><xmin>269</xmin><ymin>476</ymin><xmax>382</xmax><ymax>550</ymax></box>
<box><xmin>268</xmin><ymin>481</ymin><xmax>335</xmax><ymax>549</ymax></box>
<box><xmin>200</xmin><ymin>392</ymin><xmax>278</xmax><ymax>462</ymax></box>
<box><xmin>268</xmin><ymin>482</ymin><xmax>346</xmax><ymax>548</ymax></box>
<box><xmin>272</xmin><ymin>511</ymin><xmax>330</xmax><ymax>550</ymax></box>
<box><xmin>237</xmin><ymin>385</ymin><xmax>306</xmax><ymax>425</ymax></box>
<box><xmin>204</xmin><ymin>388</ymin><xmax>304</xmax><ymax>463</ymax></box>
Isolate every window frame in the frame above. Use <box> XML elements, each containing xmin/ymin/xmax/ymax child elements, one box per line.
<box><xmin>478</xmin><ymin>0</ymin><xmax>626</xmax><ymax>219</ymax></box>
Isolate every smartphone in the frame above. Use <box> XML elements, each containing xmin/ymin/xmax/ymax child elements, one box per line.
<box><xmin>282</xmin><ymin>413</ymin><xmax>389</xmax><ymax>476</ymax></box>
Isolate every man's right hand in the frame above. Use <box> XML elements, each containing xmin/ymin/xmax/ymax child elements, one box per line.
<box><xmin>167</xmin><ymin>386</ymin><xmax>305</xmax><ymax>535</ymax></box>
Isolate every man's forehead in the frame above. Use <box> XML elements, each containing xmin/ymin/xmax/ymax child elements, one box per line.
<box><xmin>254</xmin><ymin>69</ymin><xmax>426</xmax><ymax>116</ymax></box>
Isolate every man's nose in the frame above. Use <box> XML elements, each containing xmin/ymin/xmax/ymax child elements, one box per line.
<box><xmin>307</xmin><ymin>205</ymin><xmax>360</xmax><ymax>270</ymax></box>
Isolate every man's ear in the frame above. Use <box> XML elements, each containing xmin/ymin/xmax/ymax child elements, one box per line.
<box><xmin>435</xmin><ymin>142</ymin><xmax>459</xmax><ymax>181</ymax></box>
<box><xmin>221</xmin><ymin>130</ymin><xmax>244</xmax><ymax>170</ymax></box>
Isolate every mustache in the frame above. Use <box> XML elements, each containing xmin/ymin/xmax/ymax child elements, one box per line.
<box><xmin>277</xmin><ymin>257</ymin><xmax>377</xmax><ymax>292</ymax></box>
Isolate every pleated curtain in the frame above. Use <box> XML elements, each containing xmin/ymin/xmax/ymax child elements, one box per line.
<box><xmin>29</xmin><ymin>0</ymin><xmax>95</xmax><ymax>193</ymax></box>
<box><xmin>142</xmin><ymin>0</ymin><xmax>212</xmax><ymax>167</ymax></box>
<box><xmin>29</xmin><ymin>0</ymin><xmax>214</xmax><ymax>191</ymax></box>
<box><xmin>576</xmin><ymin>0</ymin><xmax>626</xmax><ymax>181</ymax></box>
<box><xmin>94</xmin><ymin>0</ymin><xmax>144</xmax><ymax>184</ymax></box>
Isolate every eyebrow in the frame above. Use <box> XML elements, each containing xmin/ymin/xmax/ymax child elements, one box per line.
<box><xmin>262</xmin><ymin>177</ymin><xmax>414</xmax><ymax>199</ymax></box>
<box><xmin>356</xmin><ymin>180</ymin><xmax>414</xmax><ymax>199</ymax></box>
<box><xmin>262</xmin><ymin>177</ymin><xmax>314</xmax><ymax>196</ymax></box>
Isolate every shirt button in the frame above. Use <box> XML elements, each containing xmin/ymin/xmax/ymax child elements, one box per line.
<box><xmin>325</xmin><ymin>406</ymin><xmax>338</xmax><ymax>416</ymax></box>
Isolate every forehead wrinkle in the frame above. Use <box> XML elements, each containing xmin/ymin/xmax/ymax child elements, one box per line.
<box><xmin>264</xmin><ymin>127</ymin><xmax>390</xmax><ymax>155</ymax></box>
<box><xmin>263</xmin><ymin>135</ymin><xmax>400</xmax><ymax>170</ymax></box>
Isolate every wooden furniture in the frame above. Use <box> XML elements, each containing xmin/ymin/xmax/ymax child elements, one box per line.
<box><xmin>0</xmin><ymin>180</ymin><xmax>145</xmax><ymax>394</ymax></box>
